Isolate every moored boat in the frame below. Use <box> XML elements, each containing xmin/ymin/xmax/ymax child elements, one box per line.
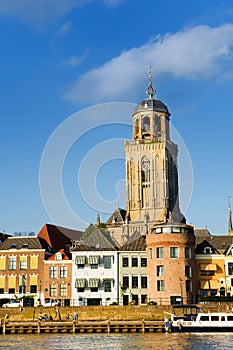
<box><xmin>169</xmin><ymin>304</ymin><xmax>233</xmax><ymax>332</ymax></box>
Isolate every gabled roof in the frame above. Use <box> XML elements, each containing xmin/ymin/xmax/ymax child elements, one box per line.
<box><xmin>121</xmin><ymin>236</ymin><xmax>146</xmax><ymax>251</ymax></box>
<box><xmin>105</xmin><ymin>208</ymin><xmax>126</xmax><ymax>225</ymax></box>
<box><xmin>195</xmin><ymin>239</ymin><xmax>220</xmax><ymax>255</ymax></box>
<box><xmin>0</xmin><ymin>236</ymin><xmax>44</xmax><ymax>250</ymax></box>
<box><xmin>194</xmin><ymin>228</ymin><xmax>211</xmax><ymax>237</ymax></box>
<box><xmin>195</xmin><ymin>235</ymin><xmax>233</xmax><ymax>254</ymax></box>
<box><xmin>48</xmin><ymin>249</ymin><xmax>71</xmax><ymax>260</ymax></box>
<box><xmin>37</xmin><ymin>224</ymin><xmax>83</xmax><ymax>252</ymax></box>
<box><xmin>82</xmin><ymin>228</ymin><xmax>119</xmax><ymax>250</ymax></box>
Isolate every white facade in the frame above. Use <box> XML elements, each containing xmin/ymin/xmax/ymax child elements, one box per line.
<box><xmin>71</xmin><ymin>250</ymin><xmax>119</xmax><ymax>306</ymax></box>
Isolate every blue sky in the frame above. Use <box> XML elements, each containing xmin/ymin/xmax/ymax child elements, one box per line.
<box><xmin>1</xmin><ymin>0</ymin><xmax>233</xmax><ymax>235</ymax></box>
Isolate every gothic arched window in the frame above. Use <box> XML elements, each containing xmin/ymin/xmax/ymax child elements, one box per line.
<box><xmin>141</xmin><ymin>156</ymin><xmax>150</xmax><ymax>208</ymax></box>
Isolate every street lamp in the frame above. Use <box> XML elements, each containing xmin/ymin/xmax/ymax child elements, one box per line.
<box><xmin>38</xmin><ymin>280</ymin><xmax>42</xmax><ymax>306</ymax></box>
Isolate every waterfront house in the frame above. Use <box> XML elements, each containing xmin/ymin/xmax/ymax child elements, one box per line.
<box><xmin>118</xmin><ymin>236</ymin><xmax>148</xmax><ymax>305</ymax></box>
<box><xmin>71</xmin><ymin>229</ymin><xmax>119</xmax><ymax>306</ymax></box>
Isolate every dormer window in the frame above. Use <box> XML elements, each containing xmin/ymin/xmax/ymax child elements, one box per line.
<box><xmin>11</xmin><ymin>244</ymin><xmax>17</xmax><ymax>249</ymax></box>
<box><xmin>55</xmin><ymin>253</ymin><xmax>62</xmax><ymax>261</ymax></box>
<box><xmin>204</xmin><ymin>247</ymin><xmax>212</xmax><ymax>254</ymax></box>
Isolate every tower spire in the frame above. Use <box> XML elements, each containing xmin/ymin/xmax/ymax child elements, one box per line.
<box><xmin>228</xmin><ymin>195</ymin><xmax>233</xmax><ymax>234</ymax></box>
<box><xmin>146</xmin><ymin>67</ymin><xmax>156</xmax><ymax>99</ymax></box>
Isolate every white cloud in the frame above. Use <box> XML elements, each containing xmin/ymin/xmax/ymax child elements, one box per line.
<box><xmin>65</xmin><ymin>24</ymin><xmax>233</xmax><ymax>103</ymax></box>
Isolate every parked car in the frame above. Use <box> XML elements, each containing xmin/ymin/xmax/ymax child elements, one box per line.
<box><xmin>2</xmin><ymin>299</ymin><xmax>23</xmax><ymax>308</ymax></box>
<box><xmin>42</xmin><ymin>299</ymin><xmax>60</xmax><ymax>307</ymax></box>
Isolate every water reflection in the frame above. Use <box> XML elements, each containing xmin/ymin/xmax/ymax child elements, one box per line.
<box><xmin>0</xmin><ymin>332</ymin><xmax>233</xmax><ymax>350</ymax></box>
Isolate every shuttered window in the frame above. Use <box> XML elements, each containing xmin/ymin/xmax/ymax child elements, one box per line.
<box><xmin>0</xmin><ymin>276</ymin><xmax>5</xmax><ymax>289</ymax></box>
<box><xmin>8</xmin><ymin>275</ymin><xmax>16</xmax><ymax>288</ymax></box>
<box><xmin>103</xmin><ymin>256</ymin><xmax>111</xmax><ymax>269</ymax></box>
<box><xmin>30</xmin><ymin>275</ymin><xmax>37</xmax><ymax>285</ymax></box>
<box><xmin>30</xmin><ymin>256</ymin><xmax>38</xmax><ymax>269</ymax></box>
<box><xmin>0</xmin><ymin>257</ymin><xmax>6</xmax><ymax>270</ymax></box>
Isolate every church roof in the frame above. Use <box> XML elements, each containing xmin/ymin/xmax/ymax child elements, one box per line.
<box><xmin>133</xmin><ymin>98</ymin><xmax>170</xmax><ymax>116</ymax></box>
<box><xmin>105</xmin><ymin>208</ymin><xmax>126</xmax><ymax>225</ymax></box>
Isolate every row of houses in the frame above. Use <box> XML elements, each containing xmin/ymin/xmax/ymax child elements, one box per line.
<box><xmin>1</xmin><ymin>221</ymin><xmax>233</xmax><ymax>307</ymax></box>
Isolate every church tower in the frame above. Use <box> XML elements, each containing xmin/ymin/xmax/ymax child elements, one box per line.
<box><xmin>125</xmin><ymin>70</ymin><xmax>185</xmax><ymax>226</ymax></box>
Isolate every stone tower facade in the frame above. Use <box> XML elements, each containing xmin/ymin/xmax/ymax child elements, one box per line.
<box><xmin>107</xmin><ymin>71</ymin><xmax>185</xmax><ymax>244</ymax></box>
<box><xmin>125</xmin><ymin>72</ymin><xmax>185</xmax><ymax>226</ymax></box>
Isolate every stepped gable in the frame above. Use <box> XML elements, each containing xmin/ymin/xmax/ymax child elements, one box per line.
<box><xmin>83</xmin><ymin>228</ymin><xmax>119</xmax><ymax>250</ymax></box>
<box><xmin>0</xmin><ymin>236</ymin><xmax>43</xmax><ymax>250</ymax></box>
<box><xmin>105</xmin><ymin>208</ymin><xmax>126</xmax><ymax>225</ymax></box>
<box><xmin>121</xmin><ymin>236</ymin><xmax>146</xmax><ymax>251</ymax></box>
<box><xmin>37</xmin><ymin>223</ymin><xmax>83</xmax><ymax>252</ymax></box>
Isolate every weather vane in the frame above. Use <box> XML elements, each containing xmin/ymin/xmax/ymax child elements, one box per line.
<box><xmin>146</xmin><ymin>67</ymin><xmax>156</xmax><ymax>98</ymax></box>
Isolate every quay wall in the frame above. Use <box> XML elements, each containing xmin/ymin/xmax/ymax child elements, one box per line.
<box><xmin>0</xmin><ymin>304</ymin><xmax>232</xmax><ymax>322</ymax></box>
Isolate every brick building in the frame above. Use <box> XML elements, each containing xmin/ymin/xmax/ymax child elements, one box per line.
<box><xmin>0</xmin><ymin>236</ymin><xmax>49</xmax><ymax>306</ymax></box>
<box><xmin>146</xmin><ymin>222</ymin><xmax>196</xmax><ymax>305</ymax></box>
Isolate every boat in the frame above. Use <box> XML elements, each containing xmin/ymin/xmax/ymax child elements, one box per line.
<box><xmin>168</xmin><ymin>304</ymin><xmax>233</xmax><ymax>332</ymax></box>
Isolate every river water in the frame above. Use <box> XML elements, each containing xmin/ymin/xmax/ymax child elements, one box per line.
<box><xmin>0</xmin><ymin>333</ymin><xmax>232</xmax><ymax>350</ymax></box>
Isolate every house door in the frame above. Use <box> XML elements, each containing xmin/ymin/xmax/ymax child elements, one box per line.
<box><xmin>123</xmin><ymin>295</ymin><xmax>129</xmax><ymax>305</ymax></box>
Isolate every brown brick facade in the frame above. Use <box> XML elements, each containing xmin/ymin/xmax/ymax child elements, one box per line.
<box><xmin>146</xmin><ymin>223</ymin><xmax>196</xmax><ymax>305</ymax></box>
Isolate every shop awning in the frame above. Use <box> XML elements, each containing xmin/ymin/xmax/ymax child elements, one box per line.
<box><xmin>88</xmin><ymin>278</ymin><xmax>99</xmax><ymax>288</ymax></box>
<box><xmin>75</xmin><ymin>278</ymin><xmax>86</xmax><ymax>288</ymax></box>
<box><xmin>200</xmin><ymin>280</ymin><xmax>210</xmax><ymax>289</ymax></box>
<box><xmin>209</xmin><ymin>280</ymin><xmax>219</xmax><ymax>289</ymax></box>
<box><xmin>75</xmin><ymin>256</ymin><xmax>86</xmax><ymax>265</ymax></box>
<box><xmin>88</xmin><ymin>256</ymin><xmax>99</xmax><ymax>265</ymax></box>
<box><xmin>200</xmin><ymin>264</ymin><xmax>217</xmax><ymax>271</ymax></box>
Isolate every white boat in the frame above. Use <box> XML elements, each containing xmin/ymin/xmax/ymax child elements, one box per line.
<box><xmin>169</xmin><ymin>304</ymin><xmax>233</xmax><ymax>332</ymax></box>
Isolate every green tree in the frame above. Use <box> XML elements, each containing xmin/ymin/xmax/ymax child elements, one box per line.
<box><xmin>81</xmin><ymin>223</ymin><xmax>95</xmax><ymax>240</ymax></box>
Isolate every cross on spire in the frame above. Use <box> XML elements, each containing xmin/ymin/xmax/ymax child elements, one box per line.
<box><xmin>146</xmin><ymin>67</ymin><xmax>156</xmax><ymax>98</ymax></box>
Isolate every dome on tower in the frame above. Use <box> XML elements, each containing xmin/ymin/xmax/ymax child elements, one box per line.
<box><xmin>133</xmin><ymin>68</ymin><xmax>170</xmax><ymax>116</ymax></box>
<box><xmin>133</xmin><ymin>98</ymin><xmax>170</xmax><ymax>116</ymax></box>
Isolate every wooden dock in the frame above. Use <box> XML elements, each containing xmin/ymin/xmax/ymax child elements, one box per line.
<box><xmin>1</xmin><ymin>320</ymin><xmax>165</xmax><ymax>335</ymax></box>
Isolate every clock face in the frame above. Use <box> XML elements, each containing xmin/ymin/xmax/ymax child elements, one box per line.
<box><xmin>141</xmin><ymin>157</ymin><xmax>150</xmax><ymax>171</ymax></box>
